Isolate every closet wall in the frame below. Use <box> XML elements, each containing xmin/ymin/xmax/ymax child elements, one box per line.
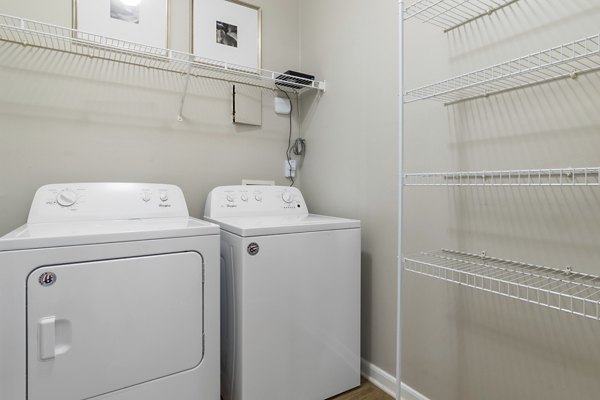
<box><xmin>404</xmin><ymin>1</ymin><xmax>600</xmax><ymax>399</ymax></box>
<box><xmin>299</xmin><ymin>0</ymin><xmax>400</xmax><ymax>376</ymax></box>
<box><xmin>0</xmin><ymin>0</ymin><xmax>301</xmax><ymax>232</ymax></box>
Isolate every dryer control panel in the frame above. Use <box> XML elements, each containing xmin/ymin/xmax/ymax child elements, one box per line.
<box><xmin>204</xmin><ymin>186</ymin><xmax>308</xmax><ymax>218</ymax></box>
<box><xmin>28</xmin><ymin>183</ymin><xmax>189</xmax><ymax>223</ymax></box>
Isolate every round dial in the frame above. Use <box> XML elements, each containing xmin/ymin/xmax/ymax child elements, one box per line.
<box><xmin>56</xmin><ymin>190</ymin><xmax>78</xmax><ymax>207</ymax></box>
<box><xmin>142</xmin><ymin>192</ymin><xmax>151</xmax><ymax>202</ymax></box>
<box><xmin>226</xmin><ymin>194</ymin><xmax>234</xmax><ymax>202</ymax></box>
<box><xmin>254</xmin><ymin>193</ymin><xmax>262</xmax><ymax>202</ymax></box>
<box><xmin>282</xmin><ymin>191</ymin><xmax>293</xmax><ymax>203</ymax></box>
<box><xmin>160</xmin><ymin>191</ymin><xmax>169</xmax><ymax>202</ymax></box>
<box><xmin>241</xmin><ymin>193</ymin><xmax>249</xmax><ymax>202</ymax></box>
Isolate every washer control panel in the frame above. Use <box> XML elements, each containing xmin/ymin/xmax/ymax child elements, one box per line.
<box><xmin>204</xmin><ymin>185</ymin><xmax>308</xmax><ymax>218</ymax></box>
<box><xmin>28</xmin><ymin>183</ymin><xmax>189</xmax><ymax>223</ymax></box>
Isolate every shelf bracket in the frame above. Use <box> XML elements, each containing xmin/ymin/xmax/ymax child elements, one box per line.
<box><xmin>320</xmin><ymin>80</ymin><xmax>327</xmax><ymax>93</ymax></box>
<box><xmin>177</xmin><ymin>62</ymin><xmax>194</xmax><ymax>122</ymax></box>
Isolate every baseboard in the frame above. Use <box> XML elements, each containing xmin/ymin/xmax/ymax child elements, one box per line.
<box><xmin>360</xmin><ymin>359</ymin><xmax>430</xmax><ymax>400</ymax></box>
<box><xmin>400</xmin><ymin>382</ymin><xmax>430</xmax><ymax>400</ymax></box>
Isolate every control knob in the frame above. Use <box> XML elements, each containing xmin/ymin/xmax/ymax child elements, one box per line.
<box><xmin>226</xmin><ymin>194</ymin><xmax>234</xmax><ymax>202</ymax></box>
<box><xmin>282</xmin><ymin>191</ymin><xmax>293</xmax><ymax>203</ymax></box>
<box><xmin>56</xmin><ymin>189</ymin><xmax>78</xmax><ymax>207</ymax></box>
<box><xmin>254</xmin><ymin>193</ymin><xmax>262</xmax><ymax>202</ymax></box>
<box><xmin>160</xmin><ymin>191</ymin><xmax>169</xmax><ymax>202</ymax></box>
<box><xmin>241</xmin><ymin>193</ymin><xmax>249</xmax><ymax>202</ymax></box>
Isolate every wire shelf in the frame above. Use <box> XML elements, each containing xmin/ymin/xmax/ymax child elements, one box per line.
<box><xmin>404</xmin><ymin>0</ymin><xmax>520</xmax><ymax>32</ymax></box>
<box><xmin>404</xmin><ymin>249</ymin><xmax>600</xmax><ymax>321</ymax></box>
<box><xmin>404</xmin><ymin>34</ymin><xmax>600</xmax><ymax>104</ymax></box>
<box><xmin>0</xmin><ymin>14</ymin><xmax>326</xmax><ymax>94</ymax></box>
<box><xmin>404</xmin><ymin>167</ymin><xmax>600</xmax><ymax>186</ymax></box>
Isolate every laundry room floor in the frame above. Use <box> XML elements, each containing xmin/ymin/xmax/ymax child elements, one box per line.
<box><xmin>329</xmin><ymin>379</ymin><xmax>393</xmax><ymax>400</ymax></box>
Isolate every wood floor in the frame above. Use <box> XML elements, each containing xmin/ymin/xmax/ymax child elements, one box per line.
<box><xmin>329</xmin><ymin>378</ymin><xmax>393</xmax><ymax>400</ymax></box>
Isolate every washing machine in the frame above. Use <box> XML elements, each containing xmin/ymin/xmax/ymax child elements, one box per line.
<box><xmin>0</xmin><ymin>183</ymin><xmax>220</xmax><ymax>400</ymax></box>
<box><xmin>204</xmin><ymin>185</ymin><xmax>361</xmax><ymax>400</ymax></box>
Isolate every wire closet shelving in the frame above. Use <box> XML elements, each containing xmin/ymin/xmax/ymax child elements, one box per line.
<box><xmin>404</xmin><ymin>167</ymin><xmax>600</xmax><ymax>186</ymax></box>
<box><xmin>0</xmin><ymin>14</ymin><xmax>326</xmax><ymax>94</ymax></box>
<box><xmin>404</xmin><ymin>0</ymin><xmax>520</xmax><ymax>32</ymax></box>
<box><xmin>404</xmin><ymin>33</ymin><xmax>600</xmax><ymax>104</ymax></box>
<box><xmin>405</xmin><ymin>250</ymin><xmax>600</xmax><ymax>321</ymax></box>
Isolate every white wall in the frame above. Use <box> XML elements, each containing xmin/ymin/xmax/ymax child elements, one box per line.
<box><xmin>0</xmin><ymin>0</ymin><xmax>302</xmax><ymax>232</ymax></box>
<box><xmin>299</xmin><ymin>0</ymin><xmax>400</xmax><ymax>375</ymax></box>
<box><xmin>404</xmin><ymin>1</ymin><xmax>600</xmax><ymax>399</ymax></box>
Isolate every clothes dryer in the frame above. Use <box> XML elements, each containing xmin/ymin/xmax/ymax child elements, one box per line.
<box><xmin>0</xmin><ymin>183</ymin><xmax>220</xmax><ymax>400</ymax></box>
<box><xmin>205</xmin><ymin>185</ymin><xmax>360</xmax><ymax>400</ymax></box>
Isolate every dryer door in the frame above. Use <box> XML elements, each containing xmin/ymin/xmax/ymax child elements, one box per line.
<box><xmin>27</xmin><ymin>252</ymin><xmax>204</xmax><ymax>400</ymax></box>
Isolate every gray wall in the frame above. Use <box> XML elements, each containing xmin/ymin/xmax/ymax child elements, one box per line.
<box><xmin>404</xmin><ymin>1</ymin><xmax>600</xmax><ymax>399</ymax></box>
<box><xmin>0</xmin><ymin>0</ymin><xmax>399</xmax><ymax>385</ymax></box>
<box><xmin>8</xmin><ymin>1</ymin><xmax>597</xmax><ymax>398</ymax></box>
<box><xmin>299</xmin><ymin>0</ymin><xmax>400</xmax><ymax>375</ymax></box>
<box><xmin>0</xmin><ymin>0</ymin><xmax>302</xmax><ymax>232</ymax></box>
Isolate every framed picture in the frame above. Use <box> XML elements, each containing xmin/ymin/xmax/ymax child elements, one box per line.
<box><xmin>73</xmin><ymin>0</ymin><xmax>170</xmax><ymax>49</ymax></box>
<box><xmin>192</xmin><ymin>0</ymin><xmax>262</xmax><ymax>72</ymax></box>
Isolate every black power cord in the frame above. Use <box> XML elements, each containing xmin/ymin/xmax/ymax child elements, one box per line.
<box><xmin>293</xmin><ymin>138</ymin><xmax>306</xmax><ymax>156</ymax></box>
<box><xmin>281</xmin><ymin>90</ymin><xmax>295</xmax><ymax>187</ymax></box>
<box><xmin>292</xmin><ymin>92</ymin><xmax>305</xmax><ymax>157</ymax></box>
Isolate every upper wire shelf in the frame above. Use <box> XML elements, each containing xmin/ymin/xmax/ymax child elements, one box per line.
<box><xmin>405</xmin><ymin>167</ymin><xmax>600</xmax><ymax>186</ymax></box>
<box><xmin>0</xmin><ymin>14</ymin><xmax>326</xmax><ymax>94</ymax></box>
<box><xmin>405</xmin><ymin>249</ymin><xmax>600</xmax><ymax>321</ymax></box>
<box><xmin>404</xmin><ymin>0</ymin><xmax>520</xmax><ymax>33</ymax></box>
<box><xmin>404</xmin><ymin>34</ymin><xmax>600</xmax><ymax>104</ymax></box>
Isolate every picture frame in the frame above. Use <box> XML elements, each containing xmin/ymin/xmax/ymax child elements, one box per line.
<box><xmin>191</xmin><ymin>0</ymin><xmax>262</xmax><ymax>72</ymax></box>
<box><xmin>73</xmin><ymin>0</ymin><xmax>170</xmax><ymax>49</ymax></box>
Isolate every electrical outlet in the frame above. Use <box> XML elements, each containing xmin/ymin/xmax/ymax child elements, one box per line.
<box><xmin>284</xmin><ymin>159</ymin><xmax>296</xmax><ymax>178</ymax></box>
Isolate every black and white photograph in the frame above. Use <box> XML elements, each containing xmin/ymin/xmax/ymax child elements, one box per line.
<box><xmin>110</xmin><ymin>0</ymin><xmax>140</xmax><ymax>24</ymax></box>
<box><xmin>75</xmin><ymin>0</ymin><xmax>168</xmax><ymax>49</ymax></box>
<box><xmin>192</xmin><ymin>0</ymin><xmax>261</xmax><ymax>70</ymax></box>
<box><xmin>216</xmin><ymin>21</ymin><xmax>237</xmax><ymax>48</ymax></box>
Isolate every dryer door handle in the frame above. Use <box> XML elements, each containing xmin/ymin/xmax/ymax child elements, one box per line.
<box><xmin>38</xmin><ymin>316</ymin><xmax>72</xmax><ymax>361</ymax></box>
<box><xmin>38</xmin><ymin>316</ymin><xmax>56</xmax><ymax>360</ymax></box>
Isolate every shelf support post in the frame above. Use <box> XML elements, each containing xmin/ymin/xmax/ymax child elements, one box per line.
<box><xmin>397</xmin><ymin>1</ymin><xmax>404</xmax><ymax>399</ymax></box>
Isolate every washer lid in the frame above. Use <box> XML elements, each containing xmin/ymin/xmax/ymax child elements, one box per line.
<box><xmin>205</xmin><ymin>214</ymin><xmax>360</xmax><ymax>236</ymax></box>
<box><xmin>0</xmin><ymin>217</ymin><xmax>219</xmax><ymax>251</ymax></box>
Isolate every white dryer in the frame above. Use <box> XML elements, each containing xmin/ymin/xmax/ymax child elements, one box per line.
<box><xmin>0</xmin><ymin>183</ymin><xmax>220</xmax><ymax>400</ymax></box>
<box><xmin>204</xmin><ymin>185</ymin><xmax>361</xmax><ymax>400</ymax></box>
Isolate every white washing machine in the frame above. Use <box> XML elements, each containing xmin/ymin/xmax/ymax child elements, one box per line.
<box><xmin>204</xmin><ymin>185</ymin><xmax>361</xmax><ymax>400</ymax></box>
<box><xmin>0</xmin><ymin>183</ymin><xmax>220</xmax><ymax>400</ymax></box>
